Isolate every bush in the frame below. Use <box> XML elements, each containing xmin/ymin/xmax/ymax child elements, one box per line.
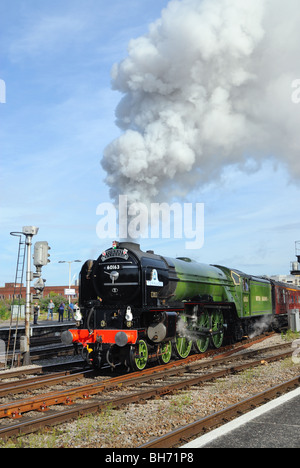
<box><xmin>39</xmin><ymin>292</ymin><xmax>68</xmax><ymax>313</ymax></box>
<box><xmin>0</xmin><ymin>299</ymin><xmax>12</xmax><ymax>320</ymax></box>
<box><xmin>0</xmin><ymin>293</ymin><xmax>70</xmax><ymax>322</ymax></box>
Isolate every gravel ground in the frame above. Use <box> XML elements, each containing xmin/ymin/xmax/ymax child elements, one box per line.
<box><xmin>1</xmin><ymin>334</ymin><xmax>299</xmax><ymax>448</ymax></box>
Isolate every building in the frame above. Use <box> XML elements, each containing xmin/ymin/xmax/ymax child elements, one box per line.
<box><xmin>270</xmin><ymin>275</ymin><xmax>300</xmax><ymax>287</ymax></box>
<box><xmin>270</xmin><ymin>242</ymin><xmax>300</xmax><ymax>287</ymax></box>
<box><xmin>0</xmin><ymin>283</ymin><xmax>79</xmax><ymax>301</ymax></box>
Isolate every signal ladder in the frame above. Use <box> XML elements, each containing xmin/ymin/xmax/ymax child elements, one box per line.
<box><xmin>5</xmin><ymin>232</ymin><xmax>27</xmax><ymax>367</ymax></box>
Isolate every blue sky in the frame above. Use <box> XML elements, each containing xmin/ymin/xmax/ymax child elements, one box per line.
<box><xmin>0</xmin><ymin>0</ymin><xmax>300</xmax><ymax>287</ymax></box>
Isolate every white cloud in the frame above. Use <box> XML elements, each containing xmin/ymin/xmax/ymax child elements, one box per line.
<box><xmin>1</xmin><ymin>0</ymin><xmax>300</xmax><ymax>286</ymax></box>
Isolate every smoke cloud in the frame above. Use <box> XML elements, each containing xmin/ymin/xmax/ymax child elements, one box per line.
<box><xmin>102</xmin><ymin>0</ymin><xmax>300</xmax><ymax>207</ymax></box>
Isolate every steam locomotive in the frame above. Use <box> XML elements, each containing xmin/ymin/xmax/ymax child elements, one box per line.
<box><xmin>62</xmin><ymin>242</ymin><xmax>300</xmax><ymax>370</ymax></box>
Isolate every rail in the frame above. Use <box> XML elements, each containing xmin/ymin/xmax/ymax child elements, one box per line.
<box><xmin>139</xmin><ymin>376</ymin><xmax>300</xmax><ymax>448</ymax></box>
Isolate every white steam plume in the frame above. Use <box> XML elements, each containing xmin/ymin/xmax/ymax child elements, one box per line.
<box><xmin>102</xmin><ymin>0</ymin><xmax>300</xmax><ymax>207</ymax></box>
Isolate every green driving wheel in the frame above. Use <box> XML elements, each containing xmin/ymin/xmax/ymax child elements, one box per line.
<box><xmin>158</xmin><ymin>341</ymin><xmax>172</xmax><ymax>364</ymax></box>
<box><xmin>211</xmin><ymin>310</ymin><xmax>224</xmax><ymax>349</ymax></box>
<box><xmin>194</xmin><ymin>310</ymin><xmax>210</xmax><ymax>353</ymax></box>
<box><xmin>174</xmin><ymin>316</ymin><xmax>193</xmax><ymax>359</ymax></box>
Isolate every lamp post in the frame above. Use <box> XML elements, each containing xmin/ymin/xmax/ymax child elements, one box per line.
<box><xmin>58</xmin><ymin>260</ymin><xmax>81</xmax><ymax>303</ymax></box>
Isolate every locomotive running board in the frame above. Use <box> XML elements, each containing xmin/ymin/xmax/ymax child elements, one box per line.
<box><xmin>62</xmin><ymin>329</ymin><xmax>138</xmax><ymax>346</ymax></box>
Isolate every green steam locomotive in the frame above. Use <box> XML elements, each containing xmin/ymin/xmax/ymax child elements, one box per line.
<box><xmin>63</xmin><ymin>242</ymin><xmax>294</xmax><ymax>371</ymax></box>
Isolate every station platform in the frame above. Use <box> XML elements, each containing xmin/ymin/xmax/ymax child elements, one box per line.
<box><xmin>182</xmin><ymin>387</ymin><xmax>300</xmax><ymax>448</ymax></box>
<box><xmin>0</xmin><ymin>320</ymin><xmax>75</xmax><ymax>329</ymax></box>
<box><xmin>0</xmin><ymin>320</ymin><xmax>75</xmax><ymax>339</ymax></box>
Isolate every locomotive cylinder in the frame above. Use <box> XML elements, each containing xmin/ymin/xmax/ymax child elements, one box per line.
<box><xmin>147</xmin><ymin>311</ymin><xmax>177</xmax><ymax>343</ymax></box>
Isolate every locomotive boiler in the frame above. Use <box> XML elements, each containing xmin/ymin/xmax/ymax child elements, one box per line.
<box><xmin>62</xmin><ymin>242</ymin><xmax>298</xmax><ymax>371</ymax></box>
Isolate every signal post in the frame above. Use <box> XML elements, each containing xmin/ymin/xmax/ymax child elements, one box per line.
<box><xmin>21</xmin><ymin>227</ymin><xmax>50</xmax><ymax>366</ymax></box>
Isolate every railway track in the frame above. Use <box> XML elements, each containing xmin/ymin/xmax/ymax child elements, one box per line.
<box><xmin>0</xmin><ymin>322</ymin><xmax>78</xmax><ymax>368</ymax></box>
<box><xmin>0</xmin><ymin>337</ymin><xmax>295</xmax><ymax>442</ymax></box>
<box><xmin>0</xmin><ymin>336</ymin><xmax>288</xmax><ymax>400</ymax></box>
<box><xmin>139</xmin><ymin>375</ymin><xmax>300</xmax><ymax>448</ymax></box>
<box><xmin>0</xmin><ymin>368</ymin><xmax>95</xmax><ymax>398</ymax></box>
<box><xmin>0</xmin><ymin>331</ymin><xmax>272</xmax><ymax>380</ymax></box>
<box><xmin>3</xmin><ymin>342</ymin><xmax>77</xmax><ymax>368</ymax></box>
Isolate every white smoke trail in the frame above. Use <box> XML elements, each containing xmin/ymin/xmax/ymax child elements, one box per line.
<box><xmin>102</xmin><ymin>0</ymin><xmax>300</xmax><ymax>208</ymax></box>
<box><xmin>248</xmin><ymin>315</ymin><xmax>273</xmax><ymax>339</ymax></box>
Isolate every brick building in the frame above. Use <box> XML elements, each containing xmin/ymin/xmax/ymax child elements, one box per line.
<box><xmin>0</xmin><ymin>283</ymin><xmax>79</xmax><ymax>301</ymax></box>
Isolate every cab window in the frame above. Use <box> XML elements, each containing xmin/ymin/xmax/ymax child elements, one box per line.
<box><xmin>231</xmin><ymin>272</ymin><xmax>240</xmax><ymax>286</ymax></box>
